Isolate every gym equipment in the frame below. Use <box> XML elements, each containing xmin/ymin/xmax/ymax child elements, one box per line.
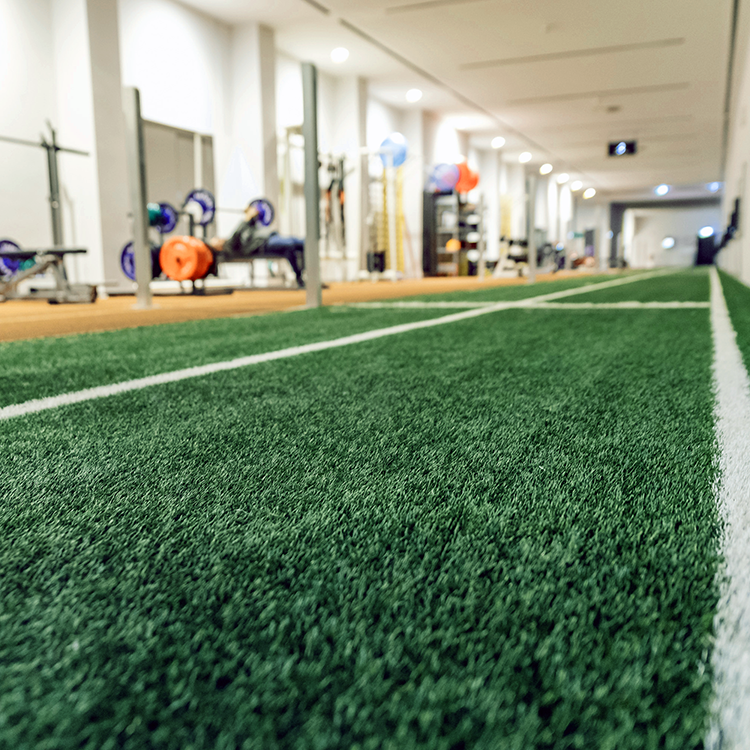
<box><xmin>120</xmin><ymin>241</ymin><xmax>162</xmax><ymax>282</ymax></box>
<box><xmin>183</xmin><ymin>189</ymin><xmax>216</xmax><ymax>227</ymax></box>
<box><xmin>159</xmin><ymin>236</ymin><xmax>214</xmax><ymax>282</ymax></box>
<box><xmin>147</xmin><ymin>202</ymin><xmax>178</xmax><ymax>234</ymax></box>
<box><xmin>0</xmin><ymin>240</ymin><xmax>22</xmax><ymax>276</ymax></box>
<box><xmin>431</xmin><ymin>163</ymin><xmax>460</xmax><ymax>192</ymax></box>
<box><xmin>379</xmin><ymin>133</ymin><xmax>408</xmax><ymax>168</ymax></box>
<box><xmin>455</xmin><ymin>162</ymin><xmax>479</xmax><ymax>194</ymax></box>
<box><xmin>0</xmin><ymin>247</ymin><xmax>96</xmax><ymax>303</ymax></box>
<box><xmin>0</xmin><ymin>122</ymin><xmax>88</xmax><ymax>247</ymax></box>
<box><xmin>249</xmin><ymin>198</ymin><xmax>275</xmax><ymax>227</ymax></box>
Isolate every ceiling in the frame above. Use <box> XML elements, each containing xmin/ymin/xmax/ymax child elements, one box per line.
<box><xmin>178</xmin><ymin>0</ymin><xmax>735</xmax><ymax>198</ymax></box>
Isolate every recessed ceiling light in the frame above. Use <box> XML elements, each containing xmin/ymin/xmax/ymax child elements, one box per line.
<box><xmin>557</xmin><ymin>173</ymin><xmax>569</xmax><ymax>184</ymax></box>
<box><xmin>708</xmin><ymin>181</ymin><xmax>721</xmax><ymax>193</ymax></box>
<box><xmin>583</xmin><ymin>187</ymin><xmax>596</xmax><ymax>199</ymax></box>
<box><xmin>655</xmin><ymin>184</ymin><xmax>670</xmax><ymax>196</ymax></box>
<box><xmin>662</xmin><ymin>236</ymin><xmax>676</xmax><ymax>249</ymax></box>
<box><xmin>570</xmin><ymin>180</ymin><xmax>583</xmax><ymax>191</ymax></box>
<box><xmin>519</xmin><ymin>151</ymin><xmax>532</xmax><ymax>163</ymax></box>
<box><xmin>330</xmin><ymin>47</ymin><xmax>349</xmax><ymax>64</ymax></box>
<box><xmin>406</xmin><ymin>88</ymin><xmax>423</xmax><ymax>103</ymax></box>
<box><xmin>491</xmin><ymin>136</ymin><xmax>506</xmax><ymax>149</ymax></box>
<box><xmin>699</xmin><ymin>226</ymin><xmax>715</xmax><ymax>238</ymax></box>
<box><xmin>540</xmin><ymin>163</ymin><xmax>553</xmax><ymax>175</ymax></box>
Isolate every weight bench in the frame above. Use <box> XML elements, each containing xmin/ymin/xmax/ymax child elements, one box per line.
<box><xmin>0</xmin><ymin>248</ymin><xmax>97</xmax><ymax>304</ymax></box>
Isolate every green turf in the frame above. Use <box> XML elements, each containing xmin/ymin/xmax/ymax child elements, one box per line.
<box><xmin>555</xmin><ymin>269</ymin><xmax>709</xmax><ymax>304</ymax></box>
<box><xmin>719</xmin><ymin>270</ymin><xmax>750</xmax><ymax>372</ymax></box>
<box><xmin>397</xmin><ymin>271</ymin><xmax>649</xmax><ymax>304</ymax></box>
<box><xmin>0</xmin><ymin>306</ymin><xmax>719</xmax><ymax>749</ymax></box>
<box><xmin>0</xmin><ymin>307</ymin><xmax>454</xmax><ymax>408</ymax></box>
<box><xmin>0</xmin><ymin>272</ymin><xmax>653</xmax><ymax>409</ymax></box>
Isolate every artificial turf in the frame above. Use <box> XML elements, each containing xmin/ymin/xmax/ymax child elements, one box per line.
<box><xmin>556</xmin><ymin>269</ymin><xmax>709</xmax><ymax>304</ymax></box>
<box><xmin>719</xmin><ymin>269</ymin><xmax>750</xmax><ymax>370</ymax></box>
<box><xmin>0</xmin><ymin>271</ymin><xmax>667</xmax><ymax>409</ymax></box>
<box><xmin>399</xmin><ymin>271</ymin><xmax>649</xmax><ymax>304</ymax></box>
<box><xmin>0</xmin><ymin>302</ymin><xmax>720</xmax><ymax>749</ymax></box>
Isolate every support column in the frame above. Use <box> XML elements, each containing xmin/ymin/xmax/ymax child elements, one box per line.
<box><xmin>52</xmin><ymin>0</ymin><xmax>131</xmax><ymax>288</ymax></box>
<box><xmin>122</xmin><ymin>87</ymin><xmax>152</xmax><ymax>310</ymax></box>
<box><xmin>527</xmin><ymin>171</ymin><xmax>537</xmax><ymax>284</ymax></box>
<box><xmin>302</xmin><ymin>63</ymin><xmax>321</xmax><ymax>308</ymax></box>
<box><xmin>333</xmin><ymin>76</ymin><xmax>368</xmax><ymax>281</ymax></box>
<box><xmin>228</xmin><ymin>23</ymin><xmax>279</xmax><ymax>218</ymax></box>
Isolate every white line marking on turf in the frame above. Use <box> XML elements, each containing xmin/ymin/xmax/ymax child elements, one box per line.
<box><xmin>706</xmin><ymin>267</ymin><xmax>750</xmax><ymax>750</ymax></box>
<box><xmin>347</xmin><ymin>300</ymin><xmax>709</xmax><ymax>310</ymax></box>
<box><xmin>0</xmin><ymin>270</ymin><xmax>692</xmax><ymax>422</ymax></box>
<box><xmin>534</xmin><ymin>301</ymin><xmax>710</xmax><ymax>309</ymax></box>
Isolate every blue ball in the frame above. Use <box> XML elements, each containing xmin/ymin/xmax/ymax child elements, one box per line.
<box><xmin>380</xmin><ymin>133</ymin><xmax>408</xmax><ymax>168</ymax></box>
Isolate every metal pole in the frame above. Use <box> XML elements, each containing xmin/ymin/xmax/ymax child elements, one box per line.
<box><xmin>122</xmin><ymin>87</ymin><xmax>153</xmax><ymax>309</ymax></box>
<box><xmin>46</xmin><ymin>126</ymin><xmax>64</xmax><ymax>247</ymax></box>
<box><xmin>477</xmin><ymin>193</ymin><xmax>486</xmax><ymax>281</ymax></box>
<box><xmin>386</xmin><ymin>153</ymin><xmax>398</xmax><ymax>281</ymax></box>
<box><xmin>302</xmin><ymin>63</ymin><xmax>322</xmax><ymax>308</ymax></box>
<box><xmin>527</xmin><ymin>172</ymin><xmax>537</xmax><ymax>284</ymax></box>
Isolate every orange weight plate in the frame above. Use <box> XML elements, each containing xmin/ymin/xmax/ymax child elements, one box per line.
<box><xmin>160</xmin><ymin>236</ymin><xmax>213</xmax><ymax>281</ymax></box>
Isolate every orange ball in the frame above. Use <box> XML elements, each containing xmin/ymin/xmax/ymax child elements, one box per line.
<box><xmin>446</xmin><ymin>238</ymin><xmax>461</xmax><ymax>252</ymax></box>
<box><xmin>455</xmin><ymin>162</ymin><xmax>479</xmax><ymax>193</ymax></box>
<box><xmin>159</xmin><ymin>236</ymin><xmax>213</xmax><ymax>281</ymax></box>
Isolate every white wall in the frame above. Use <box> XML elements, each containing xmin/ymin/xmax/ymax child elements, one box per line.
<box><xmin>622</xmin><ymin>206</ymin><xmax>721</xmax><ymax>268</ymax></box>
<box><xmin>721</xmin><ymin>21</ymin><xmax>750</xmax><ymax>280</ymax></box>
<box><xmin>0</xmin><ymin>0</ymin><xmax>58</xmax><ymax>247</ymax></box>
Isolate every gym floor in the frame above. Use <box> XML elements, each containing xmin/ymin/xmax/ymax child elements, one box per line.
<box><xmin>0</xmin><ymin>267</ymin><xmax>742</xmax><ymax>749</ymax></box>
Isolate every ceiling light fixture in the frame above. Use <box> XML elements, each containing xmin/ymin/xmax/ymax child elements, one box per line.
<box><xmin>583</xmin><ymin>187</ymin><xmax>596</xmax><ymax>199</ymax></box>
<box><xmin>491</xmin><ymin>136</ymin><xmax>506</xmax><ymax>149</ymax></box>
<box><xmin>330</xmin><ymin>47</ymin><xmax>349</xmax><ymax>64</ymax></box>
<box><xmin>540</xmin><ymin>163</ymin><xmax>553</xmax><ymax>175</ymax></box>
<box><xmin>699</xmin><ymin>226</ymin><xmax>715</xmax><ymax>238</ymax></box>
<box><xmin>557</xmin><ymin>173</ymin><xmax>569</xmax><ymax>184</ymax></box>
<box><xmin>662</xmin><ymin>236</ymin><xmax>676</xmax><ymax>249</ymax></box>
<box><xmin>570</xmin><ymin>180</ymin><xmax>583</xmax><ymax>191</ymax></box>
<box><xmin>519</xmin><ymin>151</ymin><xmax>532</xmax><ymax>163</ymax></box>
<box><xmin>406</xmin><ymin>88</ymin><xmax>423</xmax><ymax>103</ymax></box>
<box><xmin>707</xmin><ymin>181</ymin><xmax>721</xmax><ymax>193</ymax></box>
<box><xmin>655</xmin><ymin>184</ymin><xmax>670</xmax><ymax>196</ymax></box>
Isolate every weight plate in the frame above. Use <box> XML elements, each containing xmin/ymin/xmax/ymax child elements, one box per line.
<box><xmin>0</xmin><ymin>239</ymin><xmax>21</xmax><ymax>276</ymax></box>
<box><xmin>183</xmin><ymin>189</ymin><xmax>216</xmax><ymax>226</ymax></box>
<box><xmin>249</xmin><ymin>198</ymin><xmax>275</xmax><ymax>227</ymax></box>
<box><xmin>120</xmin><ymin>241</ymin><xmax>161</xmax><ymax>281</ymax></box>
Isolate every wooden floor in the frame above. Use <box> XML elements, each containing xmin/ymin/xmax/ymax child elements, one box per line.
<box><xmin>0</xmin><ymin>272</ymin><xmax>586</xmax><ymax>342</ymax></box>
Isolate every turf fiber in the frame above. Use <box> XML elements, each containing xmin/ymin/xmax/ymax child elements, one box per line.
<box><xmin>0</xmin><ymin>273</ymin><xmax>648</xmax><ymax>409</ymax></box>
<box><xmin>555</xmin><ymin>269</ymin><xmax>709</xmax><ymax>304</ymax></box>
<box><xmin>0</xmin><ymin>302</ymin><xmax>720</xmax><ymax>749</ymax></box>
<box><xmin>719</xmin><ymin>269</ymin><xmax>750</xmax><ymax>370</ymax></box>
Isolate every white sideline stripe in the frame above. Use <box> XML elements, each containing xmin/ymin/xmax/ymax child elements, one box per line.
<box><xmin>707</xmin><ymin>267</ymin><xmax>750</xmax><ymax>750</ymax></box>
<box><xmin>0</xmin><ymin>269</ymin><xmax>689</xmax><ymax>422</ymax></box>
<box><xmin>347</xmin><ymin>300</ymin><xmax>709</xmax><ymax>310</ymax></box>
<box><xmin>535</xmin><ymin>301</ymin><xmax>710</xmax><ymax>309</ymax></box>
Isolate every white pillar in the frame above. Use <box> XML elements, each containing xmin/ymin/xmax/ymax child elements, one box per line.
<box><xmin>480</xmin><ymin>149</ymin><xmax>501</xmax><ymax>262</ymax></box>
<box><xmin>227</xmin><ymin>23</ymin><xmax>279</xmax><ymax>220</ymax></box>
<box><xmin>333</xmin><ymin>76</ymin><xmax>368</xmax><ymax>281</ymax></box>
<box><xmin>52</xmin><ymin>0</ymin><xmax>130</xmax><ymax>288</ymax></box>
<box><xmin>547</xmin><ymin>177</ymin><xmax>559</xmax><ymax>246</ymax></box>
<box><xmin>400</xmin><ymin>108</ymin><xmax>425</xmax><ymax>278</ymax></box>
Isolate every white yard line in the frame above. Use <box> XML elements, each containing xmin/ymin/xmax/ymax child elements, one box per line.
<box><xmin>0</xmin><ymin>270</ymin><xmax>692</xmax><ymax>422</ymax></box>
<box><xmin>534</xmin><ymin>301</ymin><xmax>710</xmax><ymax>309</ymax></box>
<box><xmin>706</xmin><ymin>267</ymin><xmax>750</xmax><ymax>750</ymax></box>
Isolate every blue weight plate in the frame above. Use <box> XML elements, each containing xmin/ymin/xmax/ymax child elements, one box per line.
<box><xmin>184</xmin><ymin>189</ymin><xmax>216</xmax><ymax>226</ymax></box>
<box><xmin>249</xmin><ymin>198</ymin><xmax>275</xmax><ymax>227</ymax></box>
<box><xmin>0</xmin><ymin>239</ymin><xmax>22</xmax><ymax>276</ymax></box>
<box><xmin>120</xmin><ymin>241</ymin><xmax>161</xmax><ymax>281</ymax></box>
<box><xmin>158</xmin><ymin>203</ymin><xmax>178</xmax><ymax>234</ymax></box>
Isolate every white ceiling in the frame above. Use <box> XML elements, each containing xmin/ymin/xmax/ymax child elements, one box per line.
<box><xmin>178</xmin><ymin>0</ymin><xmax>734</xmax><ymax>198</ymax></box>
